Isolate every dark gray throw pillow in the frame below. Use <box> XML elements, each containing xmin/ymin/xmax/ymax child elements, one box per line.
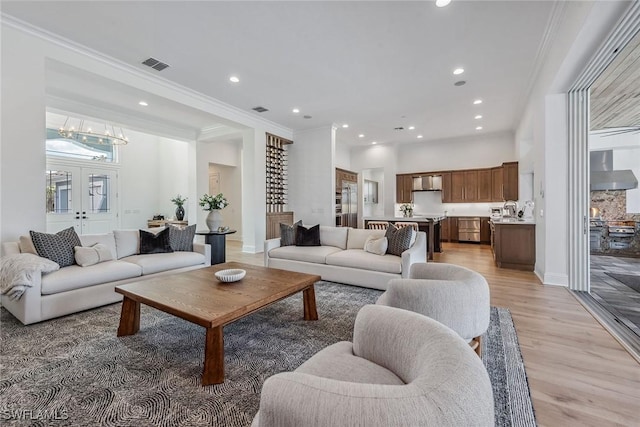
<box><xmin>140</xmin><ymin>228</ymin><xmax>174</xmax><ymax>254</ymax></box>
<box><xmin>295</xmin><ymin>224</ymin><xmax>321</xmax><ymax>246</ymax></box>
<box><xmin>169</xmin><ymin>224</ymin><xmax>196</xmax><ymax>251</ymax></box>
<box><xmin>385</xmin><ymin>224</ymin><xmax>414</xmax><ymax>256</ymax></box>
<box><xmin>30</xmin><ymin>227</ymin><xmax>81</xmax><ymax>267</ymax></box>
<box><xmin>280</xmin><ymin>220</ymin><xmax>302</xmax><ymax>246</ymax></box>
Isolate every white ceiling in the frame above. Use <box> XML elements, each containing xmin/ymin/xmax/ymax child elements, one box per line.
<box><xmin>2</xmin><ymin>1</ymin><xmax>558</xmax><ymax>146</ymax></box>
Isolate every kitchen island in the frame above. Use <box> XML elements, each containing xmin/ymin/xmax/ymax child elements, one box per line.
<box><xmin>490</xmin><ymin>218</ymin><xmax>536</xmax><ymax>270</ymax></box>
<box><xmin>364</xmin><ymin>215</ymin><xmax>445</xmax><ymax>261</ymax></box>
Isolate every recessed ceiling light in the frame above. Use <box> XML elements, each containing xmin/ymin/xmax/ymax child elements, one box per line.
<box><xmin>436</xmin><ymin>0</ymin><xmax>452</xmax><ymax>7</ymax></box>
<box><xmin>453</xmin><ymin>68</ymin><xmax>464</xmax><ymax>75</ymax></box>
<box><xmin>292</xmin><ymin>108</ymin><xmax>300</xmax><ymax>113</ymax></box>
<box><xmin>408</xmin><ymin>126</ymin><xmax>415</xmax><ymax>130</ymax></box>
<box><xmin>229</xmin><ymin>76</ymin><xmax>240</xmax><ymax>83</ymax></box>
<box><xmin>473</xmin><ymin>99</ymin><xmax>483</xmax><ymax>105</ymax></box>
<box><xmin>475</xmin><ymin>115</ymin><xmax>483</xmax><ymax>119</ymax></box>
<box><xmin>371</xmin><ymin>141</ymin><xmax>377</xmax><ymax>145</ymax></box>
<box><xmin>417</xmin><ymin>135</ymin><xmax>423</xmax><ymax>139</ymax></box>
<box><xmin>476</xmin><ymin>126</ymin><xmax>483</xmax><ymax>130</ymax></box>
<box><xmin>358</xmin><ymin>134</ymin><xmax>365</xmax><ymax>138</ymax></box>
<box><xmin>138</xmin><ymin>101</ymin><xmax>148</xmax><ymax>106</ymax></box>
<box><xmin>342</xmin><ymin>124</ymin><xmax>349</xmax><ymax>128</ymax></box>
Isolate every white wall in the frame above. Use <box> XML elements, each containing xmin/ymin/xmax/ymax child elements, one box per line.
<box><xmin>289</xmin><ymin>126</ymin><xmax>336</xmax><ymax>226</ymax></box>
<box><xmin>514</xmin><ymin>1</ymin><xmax>630</xmax><ymax>286</ymax></box>
<box><xmin>335</xmin><ymin>140</ymin><xmax>351</xmax><ymax>171</ymax></box>
<box><xmin>1</xmin><ymin>21</ymin><xmax>293</xmax><ymax>253</ymax></box>
<box><xmin>1</xmin><ymin>26</ymin><xmax>47</xmax><ymax>244</ymax></box>
<box><xmin>196</xmin><ymin>139</ymin><xmax>242</xmax><ymax>238</ymax></box>
<box><xmin>351</xmin><ymin>144</ymin><xmax>398</xmax><ymax>217</ymax></box>
<box><xmin>396</xmin><ymin>131</ymin><xmax>516</xmax><ymax>173</ymax></box>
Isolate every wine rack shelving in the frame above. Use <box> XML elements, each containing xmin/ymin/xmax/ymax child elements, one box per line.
<box><xmin>266</xmin><ymin>133</ymin><xmax>292</xmax><ymax>213</ymax></box>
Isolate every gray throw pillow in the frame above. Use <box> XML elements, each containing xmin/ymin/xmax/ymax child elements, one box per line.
<box><xmin>385</xmin><ymin>224</ymin><xmax>414</xmax><ymax>256</ymax></box>
<box><xmin>280</xmin><ymin>220</ymin><xmax>302</xmax><ymax>246</ymax></box>
<box><xmin>30</xmin><ymin>227</ymin><xmax>82</xmax><ymax>267</ymax></box>
<box><xmin>169</xmin><ymin>224</ymin><xmax>196</xmax><ymax>251</ymax></box>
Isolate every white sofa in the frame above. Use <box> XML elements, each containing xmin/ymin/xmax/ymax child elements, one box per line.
<box><xmin>1</xmin><ymin>229</ymin><xmax>211</xmax><ymax>325</ymax></box>
<box><xmin>264</xmin><ymin>226</ymin><xmax>426</xmax><ymax>290</ymax></box>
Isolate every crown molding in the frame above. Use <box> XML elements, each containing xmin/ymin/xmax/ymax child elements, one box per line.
<box><xmin>1</xmin><ymin>13</ymin><xmax>293</xmax><ymax>138</ymax></box>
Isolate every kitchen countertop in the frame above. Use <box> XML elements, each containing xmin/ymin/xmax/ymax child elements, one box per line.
<box><xmin>490</xmin><ymin>218</ymin><xmax>536</xmax><ymax>225</ymax></box>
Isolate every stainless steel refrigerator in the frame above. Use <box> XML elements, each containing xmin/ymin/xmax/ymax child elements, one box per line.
<box><xmin>341</xmin><ymin>182</ymin><xmax>358</xmax><ymax>228</ymax></box>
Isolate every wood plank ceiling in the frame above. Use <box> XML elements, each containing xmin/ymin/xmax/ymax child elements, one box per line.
<box><xmin>590</xmin><ymin>29</ymin><xmax>640</xmax><ymax>131</ymax></box>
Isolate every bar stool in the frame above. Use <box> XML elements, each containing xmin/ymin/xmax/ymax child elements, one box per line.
<box><xmin>393</xmin><ymin>222</ymin><xmax>419</xmax><ymax>232</ymax></box>
<box><xmin>367</xmin><ymin>221</ymin><xmax>389</xmax><ymax>230</ymax></box>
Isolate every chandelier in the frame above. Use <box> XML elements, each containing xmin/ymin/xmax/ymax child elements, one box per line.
<box><xmin>58</xmin><ymin>117</ymin><xmax>129</xmax><ymax>145</ymax></box>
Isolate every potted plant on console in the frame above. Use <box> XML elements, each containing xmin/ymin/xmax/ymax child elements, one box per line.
<box><xmin>171</xmin><ymin>194</ymin><xmax>187</xmax><ymax>221</ymax></box>
<box><xmin>200</xmin><ymin>193</ymin><xmax>229</xmax><ymax>231</ymax></box>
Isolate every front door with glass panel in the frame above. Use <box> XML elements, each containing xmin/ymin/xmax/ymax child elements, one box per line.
<box><xmin>46</xmin><ymin>164</ymin><xmax>118</xmax><ymax>234</ymax></box>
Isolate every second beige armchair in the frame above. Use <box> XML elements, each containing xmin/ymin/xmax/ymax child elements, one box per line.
<box><xmin>377</xmin><ymin>262</ymin><xmax>490</xmax><ymax>356</ymax></box>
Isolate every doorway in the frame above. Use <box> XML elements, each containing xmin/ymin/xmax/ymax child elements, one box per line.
<box><xmin>46</xmin><ymin>162</ymin><xmax>119</xmax><ymax>234</ymax></box>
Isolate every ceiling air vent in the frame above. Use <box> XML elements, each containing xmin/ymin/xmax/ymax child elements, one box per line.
<box><xmin>142</xmin><ymin>57</ymin><xmax>170</xmax><ymax>71</ymax></box>
<box><xmin>252</xmin><ymin>106</ymin><xmax>269</xmax><ymax>113</ymax></box>
<box><xmin>394</xmin><ymin>127</ymin><xmax>404</xmax><ymax>131</ymax></box>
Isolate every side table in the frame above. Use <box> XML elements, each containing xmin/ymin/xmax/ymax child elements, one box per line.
<box><xmin>196</xmin><ymin>230</ymin><xmax>237</xmax><ymax>265</ymax></box>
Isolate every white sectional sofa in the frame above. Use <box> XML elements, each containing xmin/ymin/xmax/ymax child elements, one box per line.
<box><xmin>264</xmin><ymin>226</ymin><xmax>426</xmax><ymax>290</ymax></box>
<box><xmin>1</xmin><ymin>229</ymin><xmax>210</xmax><ymax>325</ymax></box>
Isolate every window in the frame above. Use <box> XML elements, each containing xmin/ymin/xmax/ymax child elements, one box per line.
<box><xmin>46</xmin><ymin>128</ymin><xmax>115</xmax><ymax>162</ymax></box>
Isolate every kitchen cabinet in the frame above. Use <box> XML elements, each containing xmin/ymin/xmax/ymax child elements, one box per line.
<box><xmin>502</xmin><ymin>162</ymin><xmax>519</xmax><ymax>201</ymax></box>
<box><xmin>491</xmin><ymin>167</ymin><xmax>504</xmax><ymax>201</ymax></box>
<box><xmin>450</xmin><ymin>171</ymin><xmax>465</xmax><ymax>202</ymax></box>
<box><xmin>441</xmin><ymin>172</ymin><xmax>452</xmax><ymax>203</ymax></box>
<box><xmin>395</xmin><ymin>174</ymin><xmax>414</xmax><ymax>203</ymax></box>
<box><xmin>441</xmin><ymin>218</ymin><xmax>450</xmax><ymax>241</ymax></box>
<box><xmin>477</xmin><ymin>169</ymin><xmax>492</xmax><ymax>202</ymax></box>
<box><xmin>450</xmin><ymin>170</ymin><xmax>478</xmax><ymax>202</ymax></box>
<box><xmin>480</xmin><ymin>217</ymin><xmax>491</xmax><ymax>244</ymax></box>
<box><xmin>491</xmin><ymin>221</ymin><xmax>535</xmax><ymax>270</ymax></box>
<box><xmin>336</xmin><ymin>168</ymin><xmax>357</xmax><ymax>191</ymax></box>
<box><xmin>441</xmin><ymin>217</ymin><xmax>459</xmax><ymax>242</ymax></box>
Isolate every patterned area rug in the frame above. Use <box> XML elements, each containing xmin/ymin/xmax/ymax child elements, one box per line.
<box><xmin>0</xmin><ymin>282</ymin><xmax>535</xmax><ymax>426</ymax></box>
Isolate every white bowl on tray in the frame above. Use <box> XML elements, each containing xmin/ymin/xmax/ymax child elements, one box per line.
<box><xmin>214</xmin><ymin>269</ymin><xmax>246</xmax><ymax>283</ymax></box>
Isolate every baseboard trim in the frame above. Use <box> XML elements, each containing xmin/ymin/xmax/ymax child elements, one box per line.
<box><xmin>542</xmin><ymin>272</ymin><xmax>568</xmax><ymax>286</ymax></box>
<box><xmin>242</xmin><ymin>244</ymin><xmax>257</xmax><ymax>253</ymax></box>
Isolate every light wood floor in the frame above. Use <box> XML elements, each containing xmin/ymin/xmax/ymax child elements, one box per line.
<box><xmin>226</xmin><ymin>240</ymin><xmax>640</xmax><ymax>427</ymax></box>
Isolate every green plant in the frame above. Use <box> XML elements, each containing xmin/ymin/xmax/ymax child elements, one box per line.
<box><xmin>171</xmin><ymin>194</ymin><xmax>187</xmax><ymax>207</ymax></box>
<box><xmin>199</xmin><ymin>193</ymin><xmax>229</xmax><ymax>211</ymax></box>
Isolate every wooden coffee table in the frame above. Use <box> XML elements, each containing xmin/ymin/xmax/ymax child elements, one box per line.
<box><xmin>115</xmin><ymin>262</ymin><xmax>320</xmax><ymax>385</ymax></box>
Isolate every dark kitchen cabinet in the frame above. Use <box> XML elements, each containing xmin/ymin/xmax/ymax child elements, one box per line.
<box><xmin>450</xmin><ymin>171</ymin><xmax>465</xmax><ymax>202</ymax></box>
<box><xmin>477</xmin><ymin>169</ymin><xmax>492</xmax><ymax>202</ymax></box>
<box><xmin>441</xmin><ymin>217</ymin><xmax>450</xmax><ymax>241</ymax></box>
<box><xmin>491</xmin><ymin>167</ymin><xmax>504</xmax><ymax>201</ymax></box>
<box><xmin>503</xmin><ymin>162</ymin><xmax>519</xmax><ymax>201</ymax></box>
<box><xmin>395</xmin><ymin>174</ymin><xmax>414</xmax><ymax>203</ymax></box>
<box><xmin>441</xmin><ymin>172</ymin><xmax>452</xmax><ymax>202</ymax></box>
<box><xmin>480</xmin><ymin>217</ymin><xmax>491</xmax><ymax>244</ymax></box>
<box><xmin>449</xmin><ymin>217</ymin><xmax>459</xmax><ymax>242</ymax></box>
<box><xmin>492</xmin><ymin>221</ymin><xmax>535</xmax><ymax>270</ymax></box>
<box><xmin>450</xmin><ymin>170</ymin><xmax>478</xmax><ymax>202</ymax></box>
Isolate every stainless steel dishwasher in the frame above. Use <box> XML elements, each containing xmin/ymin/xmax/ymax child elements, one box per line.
<box><xmin>458</xmin><ymin>217</ymin><xmax>481</xmax><ymax>242</ymax></box>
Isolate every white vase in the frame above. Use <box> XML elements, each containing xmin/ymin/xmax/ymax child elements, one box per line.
<box><xmin>206</xmin><ymin>210</ymin><xmax>222</xmax><ymax>231</ymax></box>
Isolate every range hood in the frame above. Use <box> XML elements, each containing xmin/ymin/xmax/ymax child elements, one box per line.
<box><xmin>412</xmin><ymin>175</ymin><xmax>442</xmax><ymax>191</ymax></box>
<box><xmin>590</xmin><ymin>150</ymin><xmax>638</xmax><ymax>191</ymax></box>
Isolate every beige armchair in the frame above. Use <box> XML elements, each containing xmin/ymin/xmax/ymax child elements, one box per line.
<box><xmin>251</xmin><ymin>304</ymin><xmax>494</xmax><ymax>427</ymax></box>
<box><xmin>377</xmin><ymin>262</ymin><xmax>490</xmax><ymax>356</ymax></box>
